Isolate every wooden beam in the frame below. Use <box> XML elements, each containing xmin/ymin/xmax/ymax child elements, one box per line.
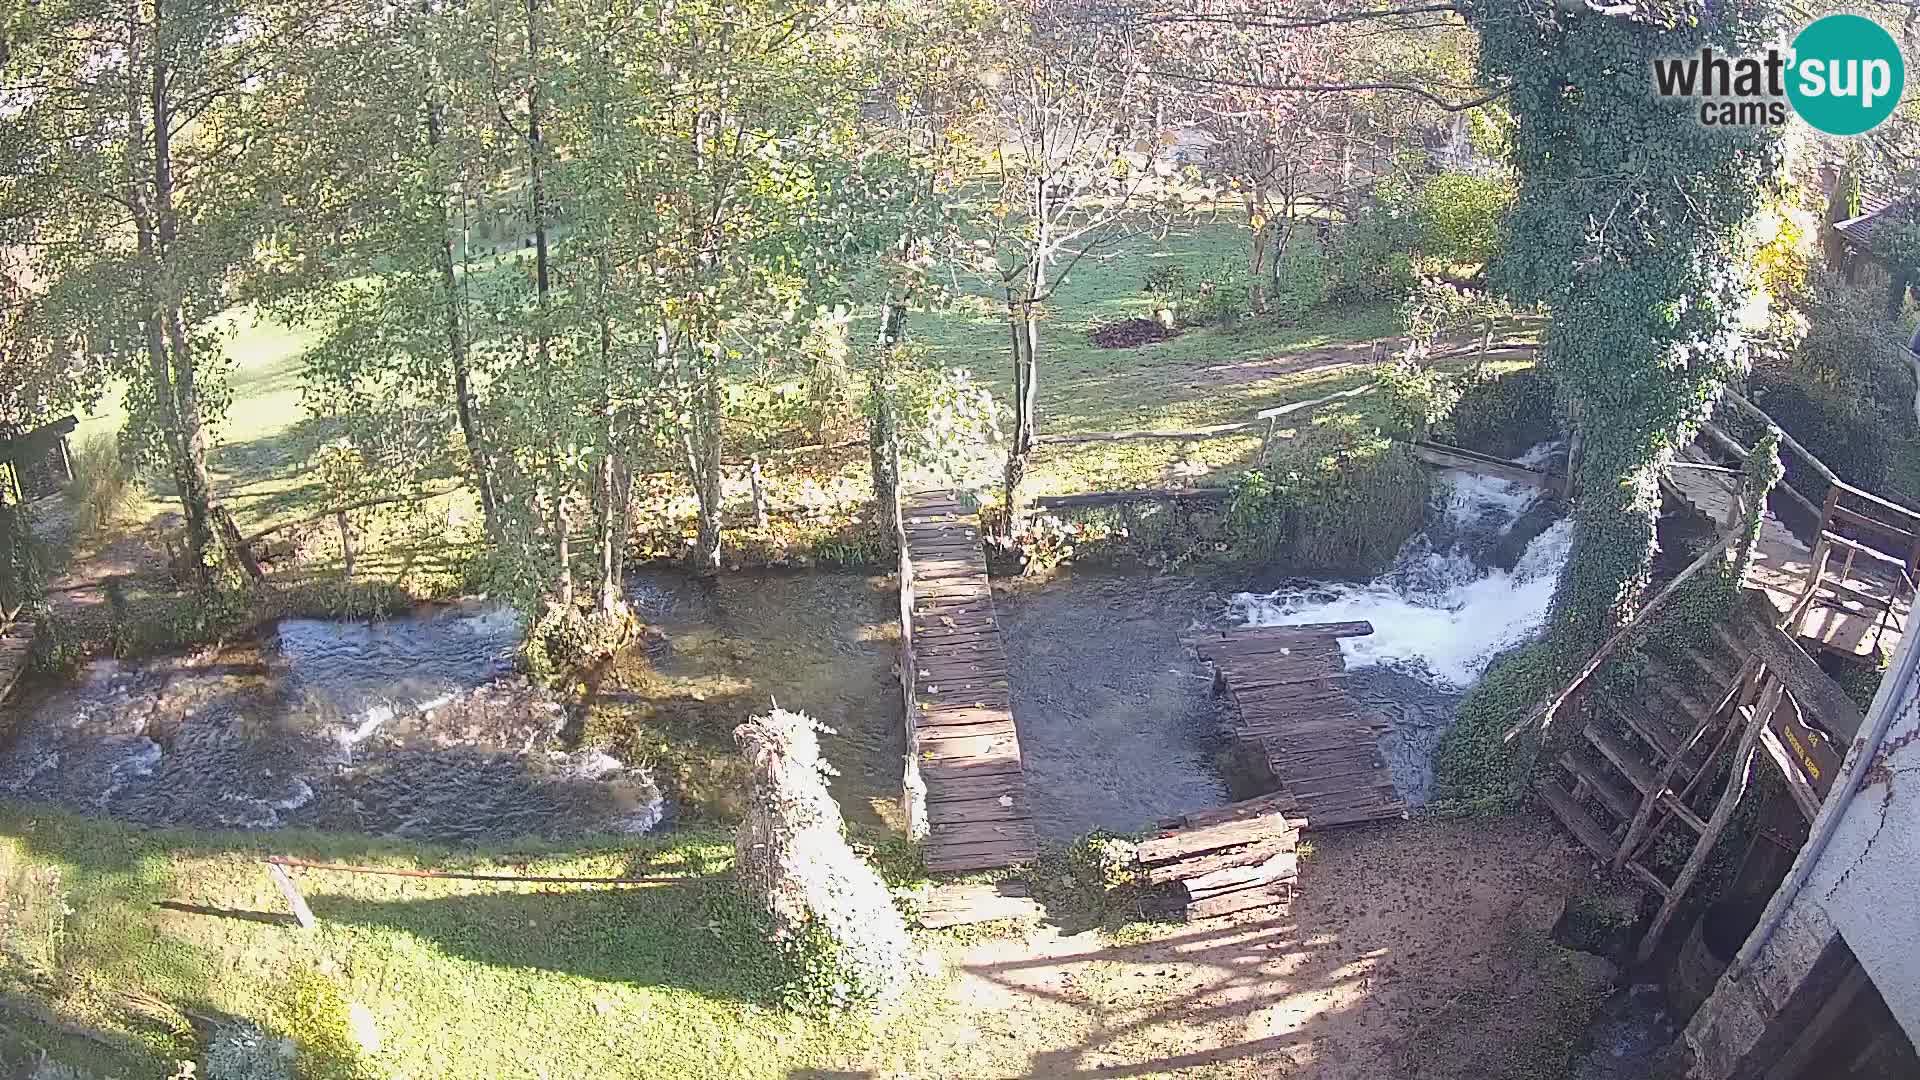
<box><xmin>1029</xmin><ymin>487</ymin><xmax>1230</xmax><ymax>511</ymax></box>
<box><xmin>266</xmin><ymin>863</ymin><xmax>316</xmax><ymax>930</ymax></box>
<box><xmin>1406</xmin><ymin>440</ymin><xmax>1562</xmax><ymax>492</ymax></box>
<box><xmin>1254</xmin><ymin>382</ymin><xmax>1377</xmax><ymax>421</ymax></box>
<box><xmin>1615</xmin><ymin>654</ymin><xmax>1762</xmax><ymax>869</ymax></box>
<box><xmin>1635</xmin><ymin>676</ymin><xmax>1784</xmax><ymax>964</ymax></box>
<box><xmin>1505</xmin><ymin>530</ymin><xmax>1739</xmax><ymax>743</ymax></box>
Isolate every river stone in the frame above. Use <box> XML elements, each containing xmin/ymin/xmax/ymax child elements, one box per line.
<box><xmin>1490</xmin><ymin>500</ymin><xmax>1563</xmax><ymax>571</ymax></box>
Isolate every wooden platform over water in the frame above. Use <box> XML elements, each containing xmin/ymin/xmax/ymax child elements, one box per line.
<box><xmin>1664</xmin><ymin>443</ymin><xmax>1909</xmax><ymax>658</ymax></box>
<box><xmin>900</xmin><ymin>492</ymin><xmax>1037</xmax><ymax>873</ymax></box>
<box><xmin>1189</xmin><ymin>623</ymin><xmax>1406</xmax><ymax>830</ymax></box>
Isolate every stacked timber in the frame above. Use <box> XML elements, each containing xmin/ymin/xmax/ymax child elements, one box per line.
<box><xmin>1136</xmin><ymin>794</ymin><xmax>1302</xmax><ymax>920</ymax></box>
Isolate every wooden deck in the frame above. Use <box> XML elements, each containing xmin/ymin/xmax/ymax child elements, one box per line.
<box><xmin>1664</xmin><ymin>443</ymin><xmax>1909</xmax><ymax>658</ymax></box>
<box><xmin>900</xmin><ymin>491</ymin><xmax>1037</xmax><ymax>873</ymax></box>
<box><xmin>1189</xmin><ymin>623</ymin><xmax>1407</xmax><ymax>830</ymax></box>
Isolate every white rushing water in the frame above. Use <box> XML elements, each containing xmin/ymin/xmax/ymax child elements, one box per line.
<box><xmin>1231</xmin><ymin>458</ymin><xmax>1573</xmax><ymax>690</ymax></box>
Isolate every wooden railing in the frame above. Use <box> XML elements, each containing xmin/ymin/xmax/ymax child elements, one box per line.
<box><xmin>1706</xmin><ymin>392</ymin><xmax>1919</xmax><ymax>651</ymax></box>
<box><xmin>892</xmin><ymin>483</ymin><xmax>929</xmax><ymax>841</ymax></box>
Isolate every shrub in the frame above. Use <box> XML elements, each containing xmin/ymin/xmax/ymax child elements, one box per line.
<box><xmin>1429</xmin><ymin>643</ymin><xmax>1555</xmax><ymax>812</ymax></box>
<box><xmin>1268</xmin><ymin>233</ymin><xmax>1329</xmax><ymax>325</ymax></box>
<box><xmin>63</xmin><ymin>433</ymin><xmax>139</xmax><ymax>539</ymax></box>
<box><xmin>1181</xmin><ymin>258</ymin><xmax>1252</xmax><ymax>327</ymax></box>
<box><xmin>1142</xmin><ymin>263</ymin><xmax>1190</xmax><ymax>321</ymax></box>
<box><xmin>1376</xmin><ymin>359</ymin><xmax>1462</xmax><ymax>441</ymax></box>
<box><xmin>1449</xmin><ymin>366</ymin><xmax>1559</xmax><ymax>459</ymax></box>
<box><xmin>1326</xmin><ymin>187</ymin><xmax>1421</xmax><ymax>304</ymax></box>
<box><xmin>1415</xmin><ymin>172</ymin><xmax>1514</xmax><ymax>267</ymax></box>
<box><xmin>1228</xmin><ymin>439</ymin><xmax>1429</xmax><ymax>573</ymax></box>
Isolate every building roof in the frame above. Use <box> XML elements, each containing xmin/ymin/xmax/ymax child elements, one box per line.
<box><xmin>1834</xmin><ymin>192</ymin><xmax>1904</xmax><ymax>253</ymax></box>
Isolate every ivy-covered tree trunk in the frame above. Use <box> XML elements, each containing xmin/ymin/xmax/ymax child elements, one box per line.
<box><xmin>1474</xmin><ymin>0</ymin><xmax>1783</xmax><ymax>663</ymax></box>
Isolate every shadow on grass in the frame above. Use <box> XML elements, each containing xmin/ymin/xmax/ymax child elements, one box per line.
<box><xmin>210</xmin><ymin>414</ymin><xmax>344</xmax><ymax>497</ymax></box>
<box><xmin>307</xmin><ymin>877</ymin><xmax>794</xmax><ymax>1007</ymax></box>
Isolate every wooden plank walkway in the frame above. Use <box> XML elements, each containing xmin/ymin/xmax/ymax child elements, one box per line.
<box><xmin>901</xmin><ymin>491</ymin><xmax>1037</xmax><ymax>873</ymax></box>
<box><xmin>1189</xmin><ymin>623</ymin><xmax>1407</xmax><ymax>829</ymax></box>
<box><xmin>1664</xmin><ymin>443</ymin><xmax>1909</xmax><ymax>657</ymax></box>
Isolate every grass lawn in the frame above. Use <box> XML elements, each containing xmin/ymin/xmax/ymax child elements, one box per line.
<box><xmin>59</xmin><ymin>219</ymin><xmax>1533</xmax><ymax>576</ymax></box>
<box><xmin>0</xmin><ymin>808</ymin><xmax>965</xmax><ymax>1079</ymax></box>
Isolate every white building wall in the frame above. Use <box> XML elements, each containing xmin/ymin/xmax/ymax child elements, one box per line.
<box><xmin>1805</xmin><ymin>671</ymin><xmax>1920</xmax><ymax>1039</ymax></box>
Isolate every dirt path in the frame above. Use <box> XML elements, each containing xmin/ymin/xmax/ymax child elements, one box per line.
<box><xmin>32</xmin><ymin>498</ymin><xmax>177</xmax><ymax>619</ymax></box>
<box><xmin>867</xmin><ymin>814</ymin><xmax>1611</xmax><ymax>1079</ymax></box>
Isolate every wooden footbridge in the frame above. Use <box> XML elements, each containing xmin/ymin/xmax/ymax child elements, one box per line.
<box><xmin>1188</xmin><ymin>622</ymin><xmax>1407</xmax><ymax>829</ymax></box>
<box><xmin>1665</xmin><ymin>397</ymin><xmax>1919</xmax><ymax>658</ymax></box>
<box><xmin>896</xmin><ymin>491</ymin><xmax>1037</xmax><ymax>873</ymax></box>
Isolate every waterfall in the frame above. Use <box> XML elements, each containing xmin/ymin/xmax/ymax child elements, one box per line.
<box><xmin>1230</xmin><ymin>456</ymin><xmax>1572</xmax><ymax>691</ymax></box>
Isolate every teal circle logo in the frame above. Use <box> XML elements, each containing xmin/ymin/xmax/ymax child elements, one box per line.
<box><xmin>1787</xmin><ymin>14</ymin><xmax>1905</xmax><ymax>136</ymax></box>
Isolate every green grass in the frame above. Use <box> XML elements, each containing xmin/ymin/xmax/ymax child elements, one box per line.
<box><xmin>56</xmin><ymin>218</ymin><xmax>1537</xmax><ymax>586</ymax></box>
<box><xmin>0</xmin><ymin>808</ymin><xmax>967</xmax><ymax>1079</ymax></box>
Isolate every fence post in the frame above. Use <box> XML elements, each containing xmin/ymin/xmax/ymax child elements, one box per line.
<box><xmin>266</xmin><ymin>862</ymin><xmax>316</xmax><ymax>930</ymax></box>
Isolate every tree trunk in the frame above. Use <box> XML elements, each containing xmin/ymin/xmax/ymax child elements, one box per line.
<box><xmin>1246</xmin><ymin>195</ymin><xmax>1271</xmax><ymax>315</ymax></box>
<box><xmin>868</xmin><ymin>332</ymin><xmax>900</xmax><ymax>514</ymax></box>
<box><xmin>553</xmin><ymin>492</ymin><xmax>572</xmax><ymax>607</ymax></box>
<box><xmin>686</xmin><ymin>369</ymin><xmax>725</xmax><ymax>575</ymax></box>
<box><xmin>336</xmin><ymin>510</ymin><xmax>355</xmax><ymax>579</ymax></box>
<box><xmin>426</xmin><ymin>96</ymin><xmax>500</xmax><ymax>538</ymax></box>
<box><xmin>524</xmin><ymin>0</ymin><xmax>550</xmax><ymax>314</ymax></box>
<box><xmin>144</xmin><ymin>35</ymin><xmax>223</xmax><ymax>584</ymax></box>
<box><xmin>1546</xmin><ymin>426</ymin><xmax>1666</xmax><ymax>666</ymax></box>
<box><xmin>749</xmin><ymin>456</ymin><xmax>769</xmax><ymax>530</ymax></box>
<box><xmin>596</xmin><ymin>268</ymin><xmax>624</xmax><ymax>615</ymax></box>
<box><xmin>1003</xmin><ymin>275</ymin><xmax>1042</xmax><ymax>532</ymax></box>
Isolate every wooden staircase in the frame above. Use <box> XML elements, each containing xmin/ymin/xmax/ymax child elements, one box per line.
<box><xmin>1533</xmin><ymin>606</ymin><xmax>1774</xmax><ymax>904</ymax></box>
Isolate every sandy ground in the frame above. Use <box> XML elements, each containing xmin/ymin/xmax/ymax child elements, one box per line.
<box><xmin>851</xmin><ymin>814</ymin><xmax>1611</xmax><ymax>1079</ymax></box>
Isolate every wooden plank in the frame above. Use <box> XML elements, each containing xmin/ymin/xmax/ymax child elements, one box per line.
<box><xmin>916</xmin><ymin>706</ymin><xmax>1015</xmax><ymax>726</ymax></box>
<box><xmin>1184</xmin><ymin>852</ymin><xmax>1299</xmax><ymax>900</ymax></box>
<box><xmin>925</xmin><ymin>846</ymin><xmax>1036</xmax><ymax>873</ymax></box>
<box><xmin>1145</xmin><ymin>836</ymin><xmax>1295</xmax><ymax>885</ymax></box>
<box><xmin>1208</xmin><ymin>621</ymin><xmax>1375</xmax><ymax>641</ymax></box>
<box><xmin>926</xmin><ymin>795</ymin><xmax>1030</xmax><ymax>824</ymax></box>
<box><xmin>918</xmin><ymin>731</ymin><xmax>1021</xmax><ymax>761</ymax></box>
<box><xmin>927</xmin><ymin>818</ymin><xmax>1038</xmax><ymax>847</ymax></box>
<box><xmin>1301</xmin><ymin>803</ymin><xmax>1407</xmax><ymax>829</ymax></box>
<box><xmin>1535</xmin><ymin>780</ymin><xmax>1618</xmax><ymax>861</ymax></box>
<box><xmin>1137</xmin><ymin>813</ymin><xmax>1295</xmax><ymax>865</ymax></box>
<box><xmin>1409</xmin><ymin>440</ymin><xmax>1559</xmax><ymax>490</ymax></box>
<box><xmin>1186</xmin><ymin>882</ymin><xmax>1294</xmax><ymax>921</ymax></box>
<box><xmin>1284</xmin><ymin>765</ymin><xmax>1393</xmax><ymax>799</ymax></box>
<box><xmin>920</xmin><ymin>758</ymin><xmax>1026</xmax><ymax>781</ymax></box>
<box><xmin>918</xmin><ymin>882</ymin><xmax>1043</xmax><ymax>929</ymax></box>
<box><xmin>923</xmin><ymin>773</ymin><xmax>1025</xmax><ymax>803</ymax></box>
<box><xmin>266</xmin><ymin>863</ymin><xmax>317</xmax><ymax>930</ymax></box>
<box><xmin>915</xmin><ymin>721</ymin><xmax>1018</xmax><ymax>741</ymax></box>
<box><xmin>1156</xmin><ymin>793</ymin><xmax>1299</xmax><ymax>831</ymax></box>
